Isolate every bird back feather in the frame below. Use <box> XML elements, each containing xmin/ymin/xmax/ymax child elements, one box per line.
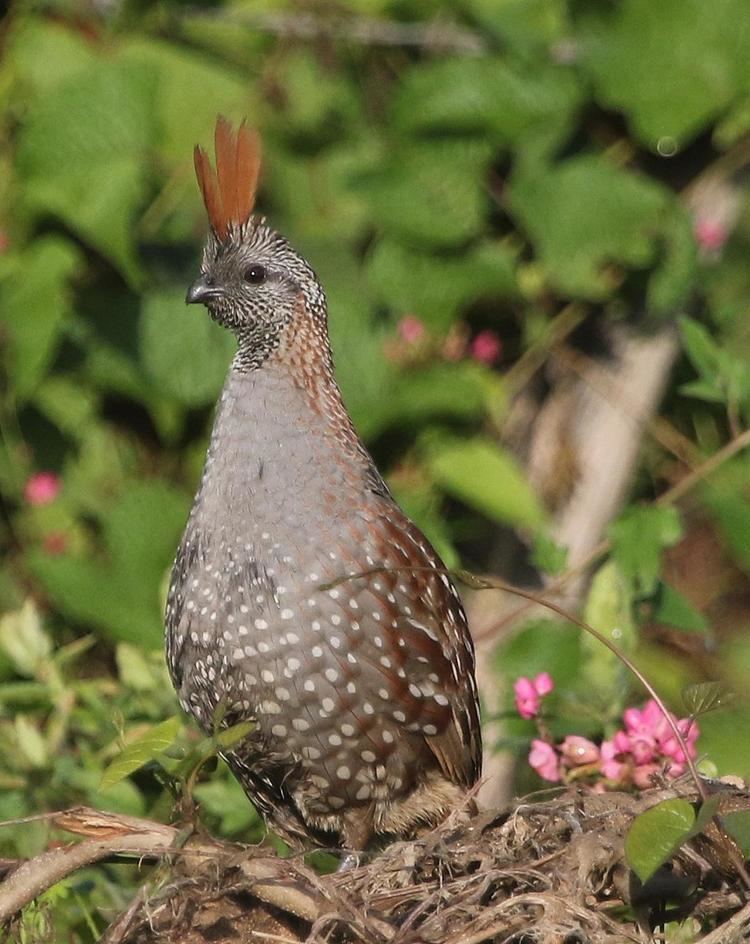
<box><xmin>193</xmin><ymin>116</ymin><xmax>261</xmax><ymax>241</ymax></box>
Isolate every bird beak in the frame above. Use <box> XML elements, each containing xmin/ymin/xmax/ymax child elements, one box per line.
<box><xmin>186</xmin><ymin>278</ymin><xmax>222</xmax><ymax>305</ymax></box>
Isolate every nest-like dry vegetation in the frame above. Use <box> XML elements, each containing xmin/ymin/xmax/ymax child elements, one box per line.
<box><xmin>58</xmin><ymin>780</ymin><xmax>745</xmax><ymax>944</ymax></box>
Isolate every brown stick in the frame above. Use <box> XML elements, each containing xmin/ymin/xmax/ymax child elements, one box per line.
<box><xmin>0</xmin><ymin>811</ymin><xmax>177</xmax><ymax>923</ymax></box>
<box><xmin>0</xmin><ymin>807</ymin><xmax>331</xmax><ymax>927</ymax></box>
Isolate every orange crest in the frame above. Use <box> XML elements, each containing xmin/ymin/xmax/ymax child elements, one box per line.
<box><xmin>193</xmin><ymin>117</ymin><xmax>261</xmax><ymax>241</ymax></box>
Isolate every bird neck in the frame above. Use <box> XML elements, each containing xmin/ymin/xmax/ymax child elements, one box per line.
<box><xmin>196</xmin><ymin>302</ymin><xmax>378</xmax><ymax>516</ymax></box>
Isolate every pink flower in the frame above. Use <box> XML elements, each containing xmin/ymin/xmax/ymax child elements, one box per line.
<box><xmin>24</xmin><ymin>472</ymin><xmax>61</xmax><ymax>506</ymax></box>
<box><xmin>534</xmin><ymin>672</ymin><xmax>554</xmax><ymax>696</ymax></box>
<box><xmin>514</xmin><ymin>672</ymin><xmax>554</xmax><ymax>719</ymax></box>
<box><xmin>397</xmin><ymin>315</ymin><xmax>426</xmax><ymax>344</ymax></box>
<box><xmin>470</xmin><ymin>330</ymin><xmax>502</xmax><ymax>364</ymax></box>
<box><xmin>694</xmin><ymin>218</ymin><xmax>728</xmax><ymax>253</ymax></box>
<box><xmin>632</xmin><ymin>763</ymin><xmax>660</xmax><ymax>790</ymax></box>
<box><xmin>662</xmin><ymin>719</ymin><xmax>699</xmax><ymax>765</ymax></box>
<box><xmin>560</xmin><ymin>735</ymin><xmax>599</xmax><ymax>767</ymax></box>
<box><xmin>600</xmin><ymin>739</ymin><xmax>627</xmax><ymax>783</ymax></box>
<box><xmin>529</xmin><ymin>739</ymin><xmax>561</xmax><ymax>782</ymax></box>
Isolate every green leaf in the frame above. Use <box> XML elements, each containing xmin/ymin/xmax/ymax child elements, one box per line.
<box><xmin>679</xmin><ymin>317</ymin><xmax>750</xmax><ymax>409</ymax></box>
<box><xmin>509</xmin><ymin>156</ymin><xmax>669</xmax><ymax>298</ymax></box>
<box><xmin>30</xmin><ymin>482</ymin><xmax>188</xmax><ymax>648</ymax></box>
<box><xmin>0</xmin><ymin>600</ymin><xmax>52</xmax><ymax>678</ymax></box>
<box><xmin>32</xmin><ymin>376</ymin><xmax>98</xmax><ymax>441</ymax></box>
<box><xmin>697</xmin><ymin>707</ymin><xmax>750</xmax><ymax>779</ymax></box>
<box><xmin>582</xmin><ymin>0</ymin><xmax>750</xmax><ymax>149</ymax></box>
<box><xmin>722</xmin><ymin>810</ymin><xmax>750</xmax><ymax>859</ymax></box>
<box><xmin>530</xmin><ymin>532</ymin><xmax>569</xmax><ymax>576</ymax></box>
<box><xmin>101</xmin><ymin>717</ymin><xmax>181</xmax><ymax>791</ymax></box>
<box><xmin>392</xmin><ymin>56</ymin><xmax>581</xmax><ymax>154</ymax></box>
<box><xmin>5</xmin><ymin>18</ymin><xmax>96</xmax><ymax>94</ymax></box>
<box><xmin>608</xmin><ymin>505</ymin><xmax>683</xmax><ymax>595</ymax></box>
<box><xmin>702</xmin><ymin>464</ymin><xmax>750</xmax><ymax>573</ymax></box>
<box><xmin>625</xmin><ymin>798</ymin><xmax>696</xmax><ymax>883</ymax></box>
<box><xmin>269</xmin><ymin>49</ymin><xmax>359</xmax><ymax>140</ymax></box>
<box><xmin>581</xmin><ymin>561</ymin><xmax>636</xmax><ymax>697</ymax></box>
<box><xmin>682</xmin><ymin>682</ymin><xmax>734</xmax><ymax>716</ymax></box>
<box><xmin>0</xmin><ymin>238</ymin><xmax>83</xmax><ymax>400</ymax></box>
<box><xmin>192</xmin><ymin>777</ymin><xmax>260</xmax><ymax>835</ymax></box>
<box><xmin>139</xmin><ymin>290</ymin><xmax>235</xmax><ymax>407</ymax></box>
<box><xmin>15</xmin><ymin>715</ymin><xmax>48</xmax><ymax>769</ymax></box>
<box><xmin>17</xmin><ymin>59</ymin><xmax>156</xmax><ymax>281</ymax></box>
<box><xmin>216</xmin><ymin>720</ymin><xmax>255</xmax><ymax>750</ymax></box>
<box><xmin>386</xmin><ymin>363</ymin><xmax>488</xmax><ymax>429</ymax></box>
<box><xmin>119</xmin><ymin>37</ymin><xmax>251</xmax><ymax>165</ymax></box>
<box><xmin>367</xmin><ymin>239</ymin><xmax>517</xmax><ymax>330</ymax></box>
<box><xmin>358</xmin><ymin>140</ymin><xmax>492</xmax><ymax>248</ymax></box>
<box><xmin>647</xmin><ymin>208</ymin><xmax>698</xmax><ymax>315</ymax></box>
<box><xmin>654</xmin><ymin>583</ymin><xmax>709</xmax><ymax>634</ymax></box>
<box><xmin>116</xmin><ymin>644</ymin><xmax>163</xmax><ymax>693</ymax></box>
<box><xmin>426</xmin><ymin>437</ymin><xmax>545</xmax><ymax>529</ymax></box>
<box><xmin>680</xmin><ymin>317</ymin><xmax>723</xmax><ymax>382</ymax></box>
<box><xmin>466</xmin><ymin>0</ymin><xmax>568</xmax><ymax>50</ymax></box>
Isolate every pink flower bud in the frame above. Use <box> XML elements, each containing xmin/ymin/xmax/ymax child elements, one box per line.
<box><xmin>533</xmin><ymin>672</ymin><xmax>554</xmax><ymax>696</ymax></box>
<box><xmin>24</xmin><ymin>472</ymin><xmax>61</xmax><ymax>506</ymax></box>
<box><xmin>560</xmin><ymin>735</ymin><xmax>599</xmax><ymax>767</ymax></box>
<box><xmin>469</xmin><ymin>330</ymin><xmax>502</xmax><ymax>364</ymax></box>
<box><xmin>694</xmin><ymin>218</ymin><xmax>728</xmax><ymax>253</ymax></box>
<box><xmin>613</xmin><ymin>729</ymin><xmax>632</xmax><ymax>754</ymax></box>
<box><xmin>629</xmin><ymin>734</ymin><xmax>656</xmax><ymax>765</ymax></box>
<box><xmin>529</xmin><ymin>739</ymin><xmax>561</xmax><ymax>782</ymax></box>
<box><xmin>600</xmin><ymin>739</ymin><xmax>627</xmax><ymax>783</ymax></box>
<box><xmin>397</xmin><ymin>315</ymin><xmax>426</xmax><ymax>344</ymax></box>
<box><xmin>514</xmin><ymin>677</ymin><xmax>540</xmax><ymax>719</ymax></box>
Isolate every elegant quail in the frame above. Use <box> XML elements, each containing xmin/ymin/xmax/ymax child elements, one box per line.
<box><xmin>165</xmin><ymin>117</ymin><xmax>482</xmax><ymax>852</ymax></box>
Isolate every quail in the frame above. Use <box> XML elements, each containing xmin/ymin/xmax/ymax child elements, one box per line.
<box><xmin>165</xmin><ymin>117</ymin><xmax>482</xmax><ymax>852</ymax></box>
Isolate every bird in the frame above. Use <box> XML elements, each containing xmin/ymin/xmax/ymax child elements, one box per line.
<box><xmin>165</xmin><ymin>116</ymin><xmax>482</xmax><ymax>854</ymax></box>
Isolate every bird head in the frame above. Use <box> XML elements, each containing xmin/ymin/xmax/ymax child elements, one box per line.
<box><xmin>188</xmin><ymin>118</ymin><xmax>325</xmax><ymax>361</ymax></box>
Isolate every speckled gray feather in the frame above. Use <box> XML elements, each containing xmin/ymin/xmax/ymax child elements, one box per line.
<box><xmin>166</xmin><ymin>207</ymin><xmax>481</xmax><ymax>850</ymax></box>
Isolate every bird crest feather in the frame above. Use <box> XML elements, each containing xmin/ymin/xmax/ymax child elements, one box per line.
<box><xmin>193</xmin><ymin>116</ymin><xmax>261</xmax><ymax>241</ymax></box>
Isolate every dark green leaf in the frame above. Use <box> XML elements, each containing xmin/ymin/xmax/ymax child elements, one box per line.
<box><xmin>367</xmin><ymin>239</ymin><xmax>517</xmax><ymax>330</ymax></box>
<box><xmin>582</xmin><ymin>0</ymin><xmax>750</xmax><ymax>148</ymax></box>
<box><xmin>722</xmin><ymin>810</ymin><xmax>750</xmax><ymax>858</ymax></box>
<box><xmin>392</xmin><ymin>56</ymin><xmax>581</xmax><ymax>154</ymax></box>
<box><xmin>358</xmin><ymin>141</ymin><xmax>492</xmax><ymax>248</ymax></box>
<box><xmin>0</xmin><ymin>238</ymin><xmax>82</xmax><ymax>400</ymax></box>
<box><xmin>655</xmin><ymin>583</ymin><xmax>709</xmax><ymax>634</ymax></box>
<box><xmin>17</xmin><ymin>60</ymin><xmax>156</xmax><ymax>280</ymax></box>
<box><xmin>608</xmin><ymin>506</ymin><xmax>683</xmax><ymax>595</ymax></box>
<box><xmin>139</xmin><ymin>291</ymin><xmax>235</xmax><ymax>407</ymax></box>
<box><xmin>30</xmin><ymin>482</ymin><xmax>188</xmax><ymax>648</ymax></box>
<box><xmin>426</xmin><ymin>438</ymin><xmax>545</xmax><ymax>529</ymax></box>
<box><xmin>625</xmin><ymin>798</ymin><xmax>696</xmax><ymax>883</ymax></box>
<box><xmin>509</xmin><ymin>156</ymin><xmax>669</xmax><ymax>298</ymax></box>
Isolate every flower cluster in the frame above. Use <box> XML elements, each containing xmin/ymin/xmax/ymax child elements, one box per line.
<box><xmin>384</xmin><ymin>315</ymin><xmax>502</xmax><ymax>367</ymax></box>
<box><xmin>513</xmin><ymin>672</ymin><xmax>554</xmax><ymax>719</ymax></box>
<box><xmin>515</xmin><ymin>674</ymin><xmax>699</xmax><ymax>789</ymax></box>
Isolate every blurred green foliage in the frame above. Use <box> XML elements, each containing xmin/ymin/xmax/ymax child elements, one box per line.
<box><xmin>2</xmin><ymin>0</ymin><xmax>750</xmax><ymax>937</ymax></box>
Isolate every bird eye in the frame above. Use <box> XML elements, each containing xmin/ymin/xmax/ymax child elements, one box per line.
<box><xmin>244</xmin><ymin>265</ymin><xmax>267</xmax><ymax>285</ymax></box>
